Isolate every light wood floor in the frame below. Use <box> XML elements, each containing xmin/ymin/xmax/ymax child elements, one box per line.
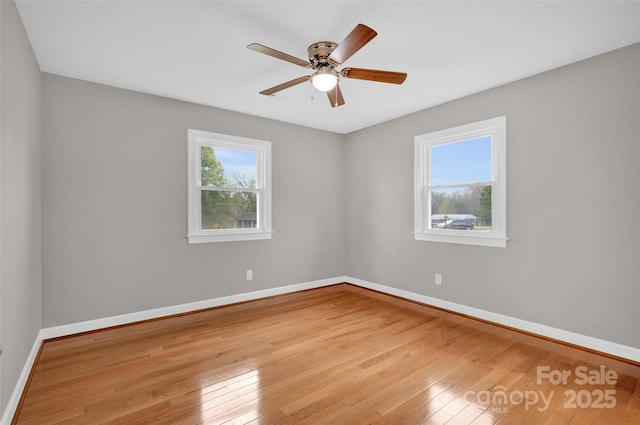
<box><xmin>13</xmin><ymin>284</ymin><xmax>640</xmax><ymax>424</ymax></box>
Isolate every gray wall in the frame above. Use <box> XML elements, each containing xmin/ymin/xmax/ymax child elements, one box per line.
<box><xmin>40</xmin><ymin>43</ymin><xmax>640</xmax><ymax>349</ymax></box>
<box><xmin>345</xmin><ymin>43</ymin><xmax>640</xmax><ymax>348</ymax></box>
<box><xmin>41</xmin><ymin>74</ymin><xmax>346</xmax><ymax>326</ymax></box>
<box><xmin>0</xmin><ymin>0</ymin><xmax>42</xmax><ymax>413</ymax></box>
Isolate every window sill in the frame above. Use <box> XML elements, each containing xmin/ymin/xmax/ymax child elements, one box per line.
<box><xmin>187</xmin><ymin>231</ymin><xmax>273</xmax><ymax>244</ymax></box>
<box><xmin>414</xmin><ymin>231</ymin><xmax>508</xmax><ymax>248</ymax></box>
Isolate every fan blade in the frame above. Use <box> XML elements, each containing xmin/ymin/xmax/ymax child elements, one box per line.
<box><xmin>328</xmin><ymin>24</ymin><xmax>377</xmax><ymax>65</ymax></box>
<box><xmin>247</xmin><ymin>43</ymin><xmax>310</xmax><ymax>68</ymax></box>
<box><xmin>341</xmin><ymin>67</ymin><xmax>407</xmax><ymax>84</ymax></box>
<box><xmin>259</xmin><ymin>76</ymin><xmax>310</xmax><ymax>96</ymax></box>
<box><xmin>327</xmin><ymin>83</ymin><xmax>345</xmax><ymax>108</ymax></box>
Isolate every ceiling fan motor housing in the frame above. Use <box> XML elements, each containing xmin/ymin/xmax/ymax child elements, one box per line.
<box><xmin>308</xmin><ymin>41</ymin><xmax>338</xmax><ymax>68</ymax></box>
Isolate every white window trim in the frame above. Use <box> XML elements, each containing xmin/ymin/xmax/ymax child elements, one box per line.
<box><xmin>187</xmin><ymin>129</ymin><xmax>272</xmax><ymax>244</ymax></box>
<box><xmin>414</xmin><ymin>116</ymin><xmax>507</xmax><ymax>248</ymax></box>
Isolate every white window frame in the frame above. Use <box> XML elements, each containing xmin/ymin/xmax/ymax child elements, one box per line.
<box><xmin>414</xmin><ymin>116</ymin><xmax>507</xmax><ymax>248</ymax></box>
<box><xmin>187</xmin><ymin>129</ymin><xmax>272</xmax><ymax>244</ymax></box>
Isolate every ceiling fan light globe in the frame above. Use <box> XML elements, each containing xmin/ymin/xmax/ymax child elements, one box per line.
<box><xmin>312</xmin><ymin>73</ymin><xmax>338</xmax><ymax>92</ymax></box>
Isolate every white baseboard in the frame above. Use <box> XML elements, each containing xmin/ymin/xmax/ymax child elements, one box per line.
<box><xmin>1</xmin><ymin>276</ymin><xmax>345</xmax><ymax>424</ymax></box>
<box><xmin>39</xmin><ymin>276</ymin><xmax>345</xmax><ymax>340</ymax></box>
<box><xmin>0</xmin><ymin>331</ymin><xmax>43</xmax><ymax>425</ymax></box>
<box><xmin>346</xmin><ymin>276</ymin><xmax>640</xmax><ymax>363</ymax></box>
<box><xmin>3</xmin><ymin>275</ymin><xmax>638</xmax><ymax>424</ymax></box>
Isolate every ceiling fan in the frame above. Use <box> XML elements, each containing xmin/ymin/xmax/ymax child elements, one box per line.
<box><xmin>247</xmin><ymin>23</ymin><xmax>407</xmax><ymax>107</ymax></box>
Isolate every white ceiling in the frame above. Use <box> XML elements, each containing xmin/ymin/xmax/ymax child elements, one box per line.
<box><xmin>15</xmin><ymin>1</ymin><xmax>640</xmax><ymax>134</ymax></box>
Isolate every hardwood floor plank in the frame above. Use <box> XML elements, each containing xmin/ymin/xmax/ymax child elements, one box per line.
<box><xmin>12</xmin><ymin>284</ymin><xmax>640</xmax><ymax>424</ymax></box>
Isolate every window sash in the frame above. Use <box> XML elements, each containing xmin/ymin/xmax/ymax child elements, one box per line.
<box><xmin>188</xmin><ymin>129</ymin><xmax>271</xmax><ymax>243</ymax></box>
<box><xmin>199</xmin><ymin>186</ymin><xmax>260</xmax><ymax>193</ymax></box>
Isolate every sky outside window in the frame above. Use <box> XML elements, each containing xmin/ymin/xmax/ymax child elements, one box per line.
<box><xmin>430</xmin><ymin>136</ymin><xmax>492</xmax><ymax>185</ymax></box>
<box><xmin>214</xmin><ymin>147</ymin><xmax>257</xmax><ymax>181</ymax></box>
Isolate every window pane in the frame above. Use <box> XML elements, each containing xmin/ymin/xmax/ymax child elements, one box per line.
<box><xmin>430</xmin><ymin>185</ymin><xmax>492</xmax><ymax>231</ymax></box>
<box><xmin>207</xmin><ymin>146</ymin><xmax>257</xmax><ymax>188</ymax></box>
<box><xmin>201</xmin><ymin>190</ymin><xmax>257</xmax><ymax>230</ymax></box>
<box><xmin>430</xmin><ymin>136</ymin><xmax>492</xmax><ymax>185</ymax></box>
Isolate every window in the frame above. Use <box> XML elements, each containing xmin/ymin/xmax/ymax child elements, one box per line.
<box><xmin>414</xmin><ymin>116</ymin><xmax>507</xmax><ymax>247</ymax></box>
<box><xmin>187</xmin><ymin>129</ymin><xmax>272</xmax><ymax>243</ymax></box>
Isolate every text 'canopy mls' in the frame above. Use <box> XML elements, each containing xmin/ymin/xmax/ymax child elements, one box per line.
<box><xmin>430</xmin><ymin>136</ymin><xmax>492</xmax><ymax>186</ymax></box>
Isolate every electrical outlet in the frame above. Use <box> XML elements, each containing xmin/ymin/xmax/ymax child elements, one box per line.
<box><xmin>246</xmin><ymin>270</ymin><xmax>253</xmax><ymax>281</ymax></box>
<box><xmin>435</xmin><ymin>274</ymin><xmax>442</xmax><ymax>286</ymax></box>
